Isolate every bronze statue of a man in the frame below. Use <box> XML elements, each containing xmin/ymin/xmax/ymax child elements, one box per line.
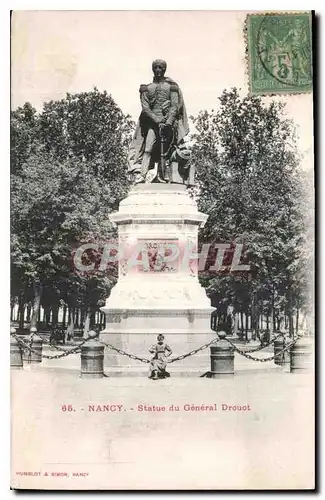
<box><xmin>128</xmin><ymin>59</ymin><xmax>192</xmax><ymax>184</ymax></box>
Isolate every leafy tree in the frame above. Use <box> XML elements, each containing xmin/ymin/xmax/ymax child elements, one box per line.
<box><xmin>39</xmin><ymin>88</ymin><xmax>132</xmax><ymax>201</ymax></box>
<box><xmin>191</xmin><ymin>88</ymin><xmax>305</xmax><ymax>336</ymax></box>
<box><xmin>11</xmin><ymin>102</ymin><xmax>39</xmax><ymax>176</ymax></box>
<box><xmin>11</xmin><ymin>89</ymin><xmax>134</xmax><ymax>331</ymax></box>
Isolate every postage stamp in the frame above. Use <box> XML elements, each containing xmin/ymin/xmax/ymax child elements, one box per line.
<box><xmin>246</xmin><ymin>12</ymin><xmax>313</xmax><ymax>95</ymax></box>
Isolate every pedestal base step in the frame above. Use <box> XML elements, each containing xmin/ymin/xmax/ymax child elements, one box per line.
<box><xmin>103</xmin><ymin>366</ymin><xmax>210</xmax><ymax>378</ymax></box>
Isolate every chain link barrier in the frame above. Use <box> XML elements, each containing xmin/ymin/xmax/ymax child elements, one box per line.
<box><xmin>12</xmin><ymin>330</ymin><xmax>66</xmax><ymax>355</ymax></box>
<box><xmin>11</xmin><ymin>329</ymin><xmax>299</xmax><ymax>366</ymax></box>
<box><xmin>98</xmin><ymin>336</ymin><xmax>222</xmax><ymax>365</ymax></box>
<box><xmin>167</xmin><ymin>336</ymin><xmax>221</xmax><ymax>364</ymax></box>
<box><xmin>226</xmin><ymin>336</ymin><xmax>298</xmax><ymax>363</ymax></box>
<box><xmin>227</xmin><ymin>332</ymin><xmax>285</xmax><ymax>354</ymax></box>
<box><xmin>98</xmin><ymin>339</ymin><xmax>150</xmax><ymax>364</ymax></box>
<box><xmin>26</xmin><ymin>332</ymin><xmax>36</xmax><ymax>363</ymax></box>
<box><xmin>12</xmin><ymin>333</ymin><xmax>87</xmax><ymax>360</ymax></box>
<box><xmin>40</xmin><ymin>334</ymin><xmax>74</xmax><ymax>352</ymax></box>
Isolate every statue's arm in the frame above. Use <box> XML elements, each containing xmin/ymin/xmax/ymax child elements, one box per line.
<box><xmin>165</xmin><ymin>86</ymin><xmax>179</xmax><ymax>126</ymax></box>
<box><xmin>140</xmin><ymin>88</ymin><xmax>160</xmax><ymax>124</ymax></box>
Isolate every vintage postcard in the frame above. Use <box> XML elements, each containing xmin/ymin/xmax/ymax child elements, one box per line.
<box><xmin>10</xmin><ymin>10</ymin><xmax>315</xmax><ymax>490</ymax></box>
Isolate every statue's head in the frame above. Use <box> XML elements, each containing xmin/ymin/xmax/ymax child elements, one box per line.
<box><xmin>152</xmin><ymin>59</ymin><xmax>167</xmax><ymax>79</ymax></box>
<box><xmin>157</xmin><ymin>334</ymin><xmax>165</xmax><ymax>343</ymax></box>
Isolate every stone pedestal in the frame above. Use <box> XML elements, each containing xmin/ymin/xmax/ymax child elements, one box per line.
<box><xmin>100</xmin><ymin>183</ymin><xmax>215</xmax><ymax>376</ymax></box>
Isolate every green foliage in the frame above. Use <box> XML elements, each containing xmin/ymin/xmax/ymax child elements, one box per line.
<box><xmin>11</xmin><ymin>102</ymin><xmax>39</xmax><ymax>176</ymax></box>
<box><xmin>11</xmin><ymin>86</ymin><xmax>309</xmax><ymax>333</ymax></box>
<box><xmin>11</xmin><ymin>89</ymin><xmax>134</xmax><ymax>318</ymax></box>
<box><xmin>191</xmin><ymin>88</ymin><xmax>307</xmax><ymax>325</ymax></box>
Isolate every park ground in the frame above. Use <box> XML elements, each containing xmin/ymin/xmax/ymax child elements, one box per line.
<box><xmin>10</xmin><ymin>348</ymin><xmax>315</xmax><ymax>491</ymax></box>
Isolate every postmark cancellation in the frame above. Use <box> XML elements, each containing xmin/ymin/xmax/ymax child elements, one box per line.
<box><xmin>246</xmin><ymin>12</ymin><xmax>313</xmax><ymax>95</ymax></box>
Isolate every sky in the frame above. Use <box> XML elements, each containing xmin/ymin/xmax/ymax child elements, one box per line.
<box><xmin>11</xmin><ymin>10</ymin><xmax>314</xmax><ymax>170</ymax></box>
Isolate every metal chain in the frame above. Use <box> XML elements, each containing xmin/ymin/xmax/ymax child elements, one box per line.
<box><xmin>99</xmin><ymin>336</ymin><xmax>222</xmax><ymax>365</ymax></box>
<box><xmin>40</xmin><ymin>335</ymin><xmax>72</xmax><ymax>351</ymax></box>
<box><xmin>15</xmin><ymin>330</ymin><xmax>77</xmax><ymax>353</ymax></box>
<box><xmin>227</xmin><ymin>337</ymin><xmax>298</xmax><ymax>362</ymax></box>
<box><xmin>12</xmin><ymin>333</ymin><xmax>87</xmax><ymax>359</ymax></box>
<box><xmin>11</xmin><ymin>330</ymin><xmax>299</xmax><ymax>366</ymax></box>
<box><xmin>98</xmin><ymin>339</ymin><xmax>150</xmax><ymax>364</ymax></box>
<box><xmin>22</xmin><ymin>331</ymin><xmax>37</xmax><ymax>363</ymax></box>
<box><xmin>227</xmin><ymin>333</ymin><xmax>284</xmax><ymax>354</ymax></box>
<box><xmin>167</xmin><ymin>337</ymin><xmax>220</xmax><ymax>364</ymax></box>
<box><xmin>17</xmin><ymin>332</ymin><xmax>65</xmax><ymax>356</ymax></box>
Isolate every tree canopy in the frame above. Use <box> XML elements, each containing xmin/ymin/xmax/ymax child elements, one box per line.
<box><xmin>11</xmin><ymin>86</ymin><xmax>310</xmax><ymax>337</ymax></box>
<box><xmin>11</xmin><ymin>89</ymin><xmax>134</xmax><ymax>330</ymax></box>
<box><xmin>191</xmin><ymin>88</ymin><xmax>308</xmax><ymax>335</ymax></box>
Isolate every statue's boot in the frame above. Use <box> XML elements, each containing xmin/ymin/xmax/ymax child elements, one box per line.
<box><xmin>134</xmin><ymin>172</ymin><xmax>145</xmax><ymax>184</ymax></box>
<box><xmin>141</xmin><ymin>153</ymin><xmax>151</xmax><ymax>178</ymax></box>
<box><xmin>156</xmin><ymin>171</ymin><xmax>167</xmax><ymax>183</ymax></box>
<box><xmin>145</xmin><ymin>164</ymin><xmax>158</xmax><ymax>183</ymax></box>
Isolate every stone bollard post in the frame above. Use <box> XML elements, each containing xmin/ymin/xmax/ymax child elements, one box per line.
<box><xmin>274</xmin><ymin>333</ymin><xmax>290</xmax><ymax>369</ymax></box>
<box><xmin>10</xmin><ymin>327</ymin><xmax>23</xmax><ymax>369</ymax></box>
<box><xmin>290</xmin><ymin>335</ymin><xmax>313</xmax><ymax>373</ymax></box>
<box><xmin>23</xmin><ymin>327</ymin><xmax>43</xmax><ymax>363</ymax></box>
<box><xmin>80</xmin><ymin>331</ymin><xmax>104</xmax><ymax>379</ymax></box>
<box><xmin>210</xmin><ymin>331</ymin><xmax>235</xmax><ymax>378</ymax></box>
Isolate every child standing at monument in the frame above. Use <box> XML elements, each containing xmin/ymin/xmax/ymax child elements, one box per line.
<box><xmin>148</xmin><ymin>334</ymin><xmax>172</xmax><ymax>380</ymax></box>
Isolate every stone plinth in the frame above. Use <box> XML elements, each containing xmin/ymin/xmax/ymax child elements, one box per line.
<box><xmin>100</xmin><ymin>183</ymin><xmax>215</xmax><ymax>376</ymax></box>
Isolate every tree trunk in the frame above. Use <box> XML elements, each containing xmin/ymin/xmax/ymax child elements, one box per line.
<box><xmin>67</xmin><ymin>308</ymin><xmax>71</xmax><ymax>325</ymax></box>
<box><xmin>250</xmin><ymin>310</ymin><xmax>254</xmax><ymax>334</ymax></box>
<box><xmin>289</xmin><ymin>315</ymin><xmax>294</xmax><ymax>337</ymax></box>
<box><xmin>62</xmin><ymin>305</ymin><xmax>67</xmax><ymax>327</ymax></box>
<box><xmin>18</xmin><ymin>292</ymin><xmax>25</xmax><ymax>329</ymax></box>
<box><xmin>51</xmin><ymin>304</ymin><xmax>59</xmax><ymax>328</ymax></box>
<box><xmin>10</xmin><ymin>304</ymin><xmax>14</xmax><ymax>322</ymax></box>
<box><xmin>296</xmin><ymin>308</ymin><xmax>299</xmax><ymax>336</ymax></box>
<box><xmin>30</xmin><ymin>280</ymin><xmax>42</xmax><ymax>331</ymax></box>
<box><xmin>74</xmin><ymin>309</ymin><xmax>78</xmax><ymax>328</ymax></box>
<box><xmin>251</xmin><ymin>295</ymin><xmax>255</xmax><ymax>337</ymax></box>
<box><xmin>101</xmin><ymin>312</ymin><xmax>106</xmax><ymax>329</ymax></box>
<box><xmin>83</xmin><ymin>310</ymin><xmax>90</xmax><ymax>338</ymax></box>
<box><xmin>90</xmin><ymin>308</ymin><xmax>96</xmax><ymax>329</ymax></box>
<box><xmin>240</xmin><ymin>312</ymin><xmax>244</xmax><ymax>336</ymax></box>
<box><xmin>245</xmin><ymin>311</ymin><xmax>249</xmax><ymax>341</ymax></box>
<box><xmin>288</xmin><ymin>289</ymin><xmax>294</xmax><ymax>338</ymax></box>
<box><xmin>44</xmin><ymin>307</ymin><xmax>51</xmax><ymax>328</ymax></box>
<box><xmin>80</xmin><ymin>308</ymin><xmax>86</xmax><ymax>330</ymax></box>
<box><xmin>271</xmin><ymin>288</ymin><xmax>275</xmax><ymax>334</ymax></box>
<box><xmin>256</xmin><ymin>314</ymin><xmax>260</xmax><ymax>336</ymax></box>
<box><xmin>26</xmin><ymin>304</ymin><xmax>32</xmax><ymax>323</ymax></box>
<box><xmin>233</xmin><ymin>312</ymin><xmax>238</xmax><ymax>337</ymax></box>
<box><xmin>273</xmin><ymin>309</ymin><xmax>278</xmax><ymax>332</ymax></box>
<box><xmin>66</xmin><ymin>309</ymin><xmax>75</xmax><ymax>342</ymax></box>
<box><xmin>19</xmin><ymin>307</ymin><xmax>25</xmax><ymax>329</ymax></box>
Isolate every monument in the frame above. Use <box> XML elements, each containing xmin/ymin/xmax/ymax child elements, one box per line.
<box><xmin>127</xmin><ymin>58</ymin><xmax>193</xmax><ymax>185</ymax></box>
<box><xmin>100</xmin><ymin>60</ymin><xmax>215</xmax><ymax>376</ymax></box>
